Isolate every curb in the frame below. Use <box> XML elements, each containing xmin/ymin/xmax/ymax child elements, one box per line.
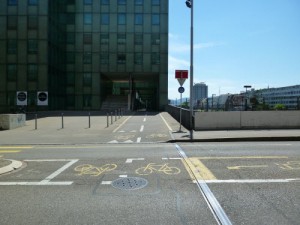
<box><xmin>0</xmin><ymin>159</ymin><xmax>23</xmax><ymax>175</ymax></box>
<box><xmin>168</xmin><ymin>136</ymin><xmax>300</xmax><ymax>143</ymax></box>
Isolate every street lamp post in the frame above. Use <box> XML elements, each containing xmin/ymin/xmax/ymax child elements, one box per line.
<box><xmin>186</xmin><ymin>0</ymin><xmax>193</xmax><ymax>139</ymax></box>
<box><xmin>244</xmin><ymin>85</ymin><xmax>251</xmax><ymax>111</ymax></box>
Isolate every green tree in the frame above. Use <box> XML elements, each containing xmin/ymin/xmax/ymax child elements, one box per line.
<box><xmin>274</xmin><ymin>104</ymin><xmax>286</xmax><ymax>110</ymax></box>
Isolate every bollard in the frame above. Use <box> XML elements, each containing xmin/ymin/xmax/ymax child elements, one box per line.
<box><xmin>118</xmin><ymin>109</ymin><xmax>121</xmax><ymax>119</ymax></box>
<box><xmin>35</xmin><ymin>113</ymin><xmax>37</xmax><ymax>130</ymax></box>
<box><xmin>61</xmin><ymin>113</ymin><xmax>64</xmax><ymax>129</ymax></box>
<box><xmin>115</xmin><ymin>110</ymin><xmax>117</xmax><ymax>121</ymax></box>
<box><xmin>107</xmin><ymin>113</ymin><xmax>109</xmax><ymax>127</ymax></box>
<box><xmin>88</xmin><ymin>112</ymin><xmax>91</xmax><ymax>128</ymax></box>
<box><xmin>111</xmin><ymin>112</ymin><xmax>113</xmax><ymax>124</ymax></box>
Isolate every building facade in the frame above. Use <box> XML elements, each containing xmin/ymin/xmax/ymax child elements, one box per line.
<box><xmin>0</xmin><ymin>0</ymin><xmax>169</xmax><ymax>113</ymax></box>
<box><xmin>193</xmin><ymin>82</ymin><xmax>207</xmax><ymax>106</ymax></box>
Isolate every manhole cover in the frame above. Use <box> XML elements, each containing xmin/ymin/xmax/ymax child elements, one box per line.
<box><xmin>111</xmin><ymin>177</ymin><xmax>148</xmax><ymax>190</ymax></box>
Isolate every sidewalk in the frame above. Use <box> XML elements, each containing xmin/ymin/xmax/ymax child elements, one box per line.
<box><xmin>1</xmin><ymin>112</ymin><xmax>300</xmax><ymax>175</ymax></box>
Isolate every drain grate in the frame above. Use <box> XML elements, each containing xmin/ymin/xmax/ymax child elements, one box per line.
<box><xmin>111</xmin><ymin>177</ymin><xmax>148</xmax><ymax>190</ymax></box>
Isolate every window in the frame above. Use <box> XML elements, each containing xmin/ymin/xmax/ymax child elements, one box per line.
<box><xmin>118</xmin><ymin>13</ymin><xmax>126</xmax><ymax>25</ymax></box>
<box><xmin>117</xmin><ymin>54</ymin><xmax>126</xmax><ymax>64</ymax></box>
<box><xmin>100</xmin><ymin>53</ymin><xmax>109</xmax><ymax>64</ymax></box>
<box><xmin>8</xmin><ymin>0</ymin><xmax>17</xmax><ymax>5</ymax></box>
<box><xmin>66</xmin><ymin>33</ymin><xmax>75</xmax><ymax>44</ymax></box>
<box><xmin>7</xmin><ymin>16</ymin><xmax>17</xmax><ymax>29</ymax></box>
<box><xmin>28</xmin><ymin>16</ymin><xmax>38</xmax><ymax>29</ymax></box>
<box><xmin>152</xmin><ymin>0</ymin><xmax>160</xmax><ymax>5</ymax></box>
<box><xmin>84</xmin><ymin>0</ymin><xmax>92</xmax><ymax>5</ymax></box>
<box><xmin>28</xmin><ymin>40</ymin><xmax>38</xmax><ymax>54</ymax></box>
<box><xmin>27</xmin><ymin>64</ymin><xmax>38</xmax><ymax>81</ymax></box>
<box><xmin>7</xmin><ymin>39</ymin><xmax>17</xmax><ymax>54</ymax></box>
<box><xmin>135</xmin><ymin>0</ymin><xmax>143</xmax><ymax>5</ymax></box>
<box><xmin>66</xmin><ymin>14</ymin><xmax>75</xmax><ymax>24</ymax></box>
<box><xmin>101</xmin><ymin>0</ymin><xmax>109</xmax><ymax>5</ymax></box>
<box><xmin>67</xmin><ymin>0</ymin><xmax>75</xmax><ymax>4</ymax></box>
<box><xmin>84</xmin><ymin>13</ymin><xmax>92</xmax><ymax>24</ymax></box>
<box><xmin>66</xmin><ymin>73</ymin><xmax>75</xmax><ymax>85</ymax></box>
<box><xmin>28</xmin><ymin>0</ymin><xmax>38</xmax><ymax>5</ymax></box>
<box><xmin>117</xmin><ymin>34</ymin><xmax>126</xmax><ymax>45</ymax></box>
<box><xmin>7</xmin><ymin>64</ymin><xmax>17</xmax><ymax>81</ymax></box>
<box><xmin>66</xmin><ymin>95</ymin><xmax>75</xmax><ymax>107</ymax></box>
<box><xmin>83</xmin><ymin>33</ymin><xmax>92</xmax><ymax>44</ymax></box>
<box><xmin>101</xmin><ymin>14</ymin><xmax>109</xmax><ymax>25</ymax></box>
<box><xmin>151</xmin><ymin>52</ymin><xmax>160</xmax><ymax>64</ymax></box>
<box><xmin>151</xmin><ymin>34</ymin><xmax>160</xmax><ymax>45</ymax></box>
<box><xmin>118</xmin><ymin>0</ymin><xmax>126</xmax><ymax>4</ymax></box>
<box><xmin>134</xmin><ymin>53</ymin><xmax>143</xmax><ymax>65</ymax></box>
<box><xmin>83</xmin><ymin>52</ymin><xmax>92</xmax><ymax>64</ymax></box>
<box><xmin>135</xmin><ymin>14</ymin><xmax>143</xmax><ymax>25</ymax></box>
<box><xmin>134</xmin><ymin>34</ymin><xmax>143</xmax><ymax>45</ymax></box>
<box><xmin>152</xmin><ymin>14</ymin><xmax>160</xmax><ymax>25</ymax></box>
<box><xmin>100</xmin><ymin>33</ymin><xmax>109</xmax><ymax>44</ymax></box>
<box><xmin>83</xmin><ymin>73</ymin><xmax>92</xmax><ymax>86</ymax></box>
<box><xmin>83</xmin><ymin>95</ymin><xmax>92</xmax><ymax>107</ymax></box>
<box><xmin>66</xmin><ymin>52</ymin><xmax>75</xmax><ymax>63</ymax></box>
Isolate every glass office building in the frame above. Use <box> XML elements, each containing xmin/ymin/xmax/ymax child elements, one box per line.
<box><xmin>0</xmin><ymin>0</ymin><xmax>169</xmax><ymax>112</ymax></box>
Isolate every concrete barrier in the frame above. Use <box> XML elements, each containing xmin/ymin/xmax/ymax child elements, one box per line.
<box><xmin>0</xmin><ymin>114</ymin><xmax>26</xmax><ymax>130</ymax></box>
<box><xmin>194</xmin><ymin>111</ymin><xmax>300</xmax><ymax>130</ymax></box>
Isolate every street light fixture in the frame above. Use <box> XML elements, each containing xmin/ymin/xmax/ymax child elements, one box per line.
<box><xmin>185</xmin><ymin>0</ymin><xmax>193</xmax><ymax>139</ymax></box>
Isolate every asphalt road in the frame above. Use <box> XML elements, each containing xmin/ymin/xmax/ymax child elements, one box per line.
<box><xmin>0</xmin><ymin>142</ymin><xmax>300</xmax><ymax>225</ymax></box>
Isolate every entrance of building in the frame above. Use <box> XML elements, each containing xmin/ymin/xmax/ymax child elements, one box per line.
<box><xmin>100</xmin><ymin>73</ymin><xmax>159</xmax><ymax>111</ymax></box>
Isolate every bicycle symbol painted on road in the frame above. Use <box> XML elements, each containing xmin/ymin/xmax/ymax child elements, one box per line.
<box><xmin>136</xmin><ymin>163</ymin><xmax>181</xmax><ymax>176</ymax></box>
<box><xmin>74</xmin><ymin>164</ymin><xmax>117</xmax><ymax>176</ymax></box>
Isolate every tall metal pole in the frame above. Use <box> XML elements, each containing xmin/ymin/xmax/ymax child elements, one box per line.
<box><xmin>189</xmin><ymin>0</ymin><xmax>194</xmax><ymax>140</ymax></box>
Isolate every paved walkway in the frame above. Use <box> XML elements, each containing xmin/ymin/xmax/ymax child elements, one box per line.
<box><xmin>1</xmin><ymin>111</ymin><xmax>300</xmax><ymax>175</ymax></box>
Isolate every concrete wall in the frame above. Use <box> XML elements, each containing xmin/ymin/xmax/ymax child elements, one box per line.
<box><xmin>0</xmin><ymin>114</ymin><xmax>26</xmax><ymax>130</ymax></box>
<box><xmin>194</xmin><ymin>111</ymin><xmax>300</xmax><ymax>130</ymax></box>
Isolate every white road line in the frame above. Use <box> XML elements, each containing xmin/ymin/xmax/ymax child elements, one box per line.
<box><xmin>175</xmin><ymin>144</ymin><xmax>232</xmax><ymax>225</ymax></box>
<box><xmin>137</xmin><ymin>137</ymin><xmax>141</xmax><ymax>143</ymax></box>
<box><xmin>0</xmin><ymin>182</ymin><xmax>73</xmax><ymax>186</ymax></box>
<box><xmin>143</xmin><ymin>118</ymin><xmax>146</xmax><ymax>122</ymax></box>
<box><xmin>159</xmin><ymin>113</ymin><xmax>173</xmax><ymax>131</ymax></box>
<box><xmin>101</xmin><ymin>181</ymin><xmax>112</xmax><ymax>185</ymax></box>
<box><xmin>119</xmin><ymin>175</ymin><xmax>128</xmax><ymax>178</ymax></box>
<box><xmin>196</xmin><ymin>179</ymin><xmax>300</xmax><ymax>184</ymax></box>
<box><xmin>126</xmin><ymin>158</ymin><xmax>145</xmax><ymax>163</ymax></box>
<box><xmin>40</xmin><ymin>159</ymin><xmax>78</xmax><ymax>183</ymax></box>
<box><xmin>140</xmin><ymin>125</ymin><xmax>144</xmax><ymax>132</ymax></box>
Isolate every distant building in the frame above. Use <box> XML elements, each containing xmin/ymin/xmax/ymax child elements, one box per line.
<box><xmin>193</xmin><ymin>82</ymin><xmax>208</xmax><ymax>106</ymax></box>
<box><xmin>0</xmin><ymin>0</ymin><xmax>169</xmax><ymax>113</ymax></box>
<box><xmin>258</xmin><ymin>85</ymin><xmax>300</xmax><ymax>109</ymax></box>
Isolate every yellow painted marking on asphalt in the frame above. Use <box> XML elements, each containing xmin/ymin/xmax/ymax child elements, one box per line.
<box><xmin>276</xmin><ymin>161</ymin><xmax>300</xmax><ymax>170</ymax></box>
<box><xmin>0</xmin><ymin>146</ymin><xmax>32</xmax><ymax>149</ymax></box>
<box><xmin>198</xmin><ymin>156</ymin><xmax>289</xmax><ymax>160</ymax></box>
<box><xmin>0</xmin><ymin>150</ymin><xmax>21</xmax><ymax>153</ymax></box>
<box><xmin>182</xmin><ymin>157</ymin><xmax>217</xmax><ymax>181</ymax></box>
<box><xmin>227</xmin><ymin>165</ymin><xmax>268</xmax><ymax>170</ymax></box>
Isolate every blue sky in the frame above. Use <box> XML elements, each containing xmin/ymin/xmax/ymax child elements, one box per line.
<box><xmin>168</xmin><ymin>0</ymin><xmax>300</xmax><ymax>99</ymax></box>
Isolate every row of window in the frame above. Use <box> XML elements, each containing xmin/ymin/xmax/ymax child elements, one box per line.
<box><xmin>6</xmin><ymin>35</ymin><xmax>161</xmax><ymax>55</ymax></box>
<box><xmin>7</xmin><ymin>0</ymin><xmax>160</xmax><ymax>6</ymax></box>
<box><xmin>5</xmin><ymin>13</ymin><xmax>160</xmax><ymax>29</ymax></box>
<box><xmin>5</xmin><ymin>52</ymin><xmax>160</xmax><ymax>80</ymax></box>
<box><xmin>8</xmin><ymin>0</ymin><xmax>37</xmax><ymax>5</ymax></box>
<box><xmin>66</xmin><ymin>33</ymin><xmax>161</xmax><ymax>45</ymax></box>
<box><xmin>66</xmin><ymin>52</ymin><xmax>160</xmax><ymax>65</ymax></box>
<box><xmin>84</xmin><ymin>0</ymin><xmax>160</xmax><ymax>6</ymax></box>
<box><xmin>7</xmin><ymin>39</ymin><xmax>38</xmax><ymax>54</ymax></box>
<box><xmin>81</xmin><ymin>13</ymin><xmax>160</xmax><ymax>25</ymax></box>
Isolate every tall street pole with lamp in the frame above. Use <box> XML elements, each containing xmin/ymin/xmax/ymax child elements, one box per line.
<box><xmin>185</xmin><ymin>0</ymin><xmax>193</xmax><ymax>139</ymax></box>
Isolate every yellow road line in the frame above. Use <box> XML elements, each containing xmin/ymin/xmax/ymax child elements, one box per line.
<box><xmin>0</xmin><ymin>146</ymin><xmax>32</xmax><ymax>149</ymax></box>
<box><xmin>0</xmin><ymin>150</ymin><xmax>21</xmax><ymax>153</ymax></box>
<box><xmin>198</xmin><ymin>156</ymin><xmax>289</xmax><ymax>160</ymax></box>
<box><xmin>182</xmin><ymin>157</ymin><xmax>217</xmax><ymax>181</ymax></box>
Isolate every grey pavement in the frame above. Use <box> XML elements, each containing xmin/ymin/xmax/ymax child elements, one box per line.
<box><xmin>1</xmin><ymin>111</ymin><xmax>300</xmax><ymax>175</ymax></box>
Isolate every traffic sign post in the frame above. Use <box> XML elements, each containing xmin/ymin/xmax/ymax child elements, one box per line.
<box><xmin>16</xmin><ymin>91</ymin><xmax>27</xmax><ymax>106</ymax></box>
<box><xmin>175</xmin><ymin>70</ymin><xmax>188</xmax><ymax>133</ymax></box>
<box><xmin>37</xmin><ymin>91</ymin><xmax>48</xmax><ymax>106</ymax></box>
